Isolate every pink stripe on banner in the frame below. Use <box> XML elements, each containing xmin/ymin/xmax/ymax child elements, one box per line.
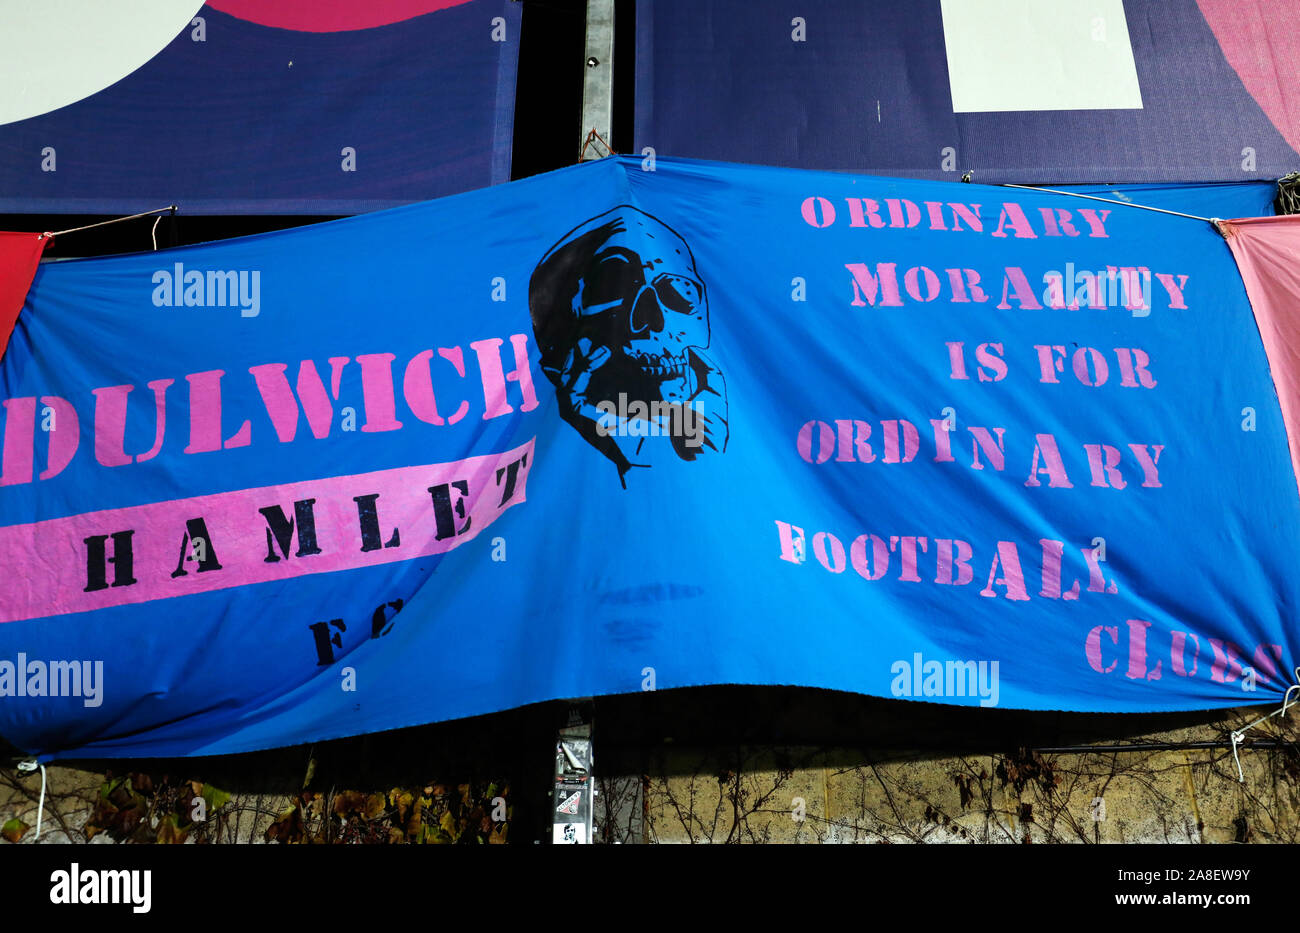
<box><xmin>0</xmin><ymin>439</ymin><xmax>533</xmax><ymax>623</ymax></box>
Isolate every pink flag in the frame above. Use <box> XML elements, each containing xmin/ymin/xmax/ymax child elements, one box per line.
<box><xmin>1221</xmin><ymin>215</ymin><xmax>1300</xmax><ymax>502</ymax></box>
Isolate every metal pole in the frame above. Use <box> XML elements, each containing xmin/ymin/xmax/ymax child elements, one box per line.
<box><xmin>579</xmin><ymin>0</ymin><xmax>615</xmax><ymax>160</ymax></box>
<box><xmin>552</xmin><ymin>699</ymin><xmax>594</xmax><ymax>843</ymax></box>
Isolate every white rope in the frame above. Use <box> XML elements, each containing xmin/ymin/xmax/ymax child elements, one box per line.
<box><xmin>1001</xmin><ymin>183</ymin><xmax>1215</xmax><ymax>224</ymax></box>
<box><xmin>1229</xmin><ymin>666</ymin><xmax>1300</xmax><ymax>782</ymax></box>
<box><xmin>38</xmin><ymin>205</ymin><xmax>177</xmax><ymax>241</ymax></box>
<box><xmin>16</xmin><ymin>760</ymin><xmax>46</xmax><ymax>842</ymax></box>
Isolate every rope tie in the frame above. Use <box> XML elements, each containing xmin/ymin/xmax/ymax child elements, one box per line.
<box><xmin>1230</xmin><ymin>666</ymin><xmax>1300</xmax><ymax>782</ymax></box>
<box><xmin>1276</xmin><ymin>172</ymin><xmax>1300</xmax><ymax>215</ymax></box>
<box><xmin>579</xmin><ymin>128</ymin><xmax>615</xmax><ymax>161</ymax></box>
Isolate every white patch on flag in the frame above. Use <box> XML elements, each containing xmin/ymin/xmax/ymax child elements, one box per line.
<box><xmin>0</xmin><ymin>1</ymin><xmax>205</xmax><ymax>126</ymax></box>
<box><xmin>940</xmin><ymin>0</ymin><xmax>1143</xmax><ymax>113</ymax></box>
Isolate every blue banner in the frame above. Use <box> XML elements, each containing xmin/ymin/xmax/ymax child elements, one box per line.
<box><xmin>636</xmin><ymin>0</ymin><xmax>1300</xmax><ymax>184</ymax></box>
<box><xmin>0</xmin><ymin>1</ymin><xmax>519</xmax><ymax>214</ymax></box>
<box><xmin>1</xmin><ymin>155</ymin><xmax>1297</xmax><ymax>760</ymax></box>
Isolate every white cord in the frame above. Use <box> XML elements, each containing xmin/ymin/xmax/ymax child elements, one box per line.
<box><xmin>16</xmin><ymin>760</ymin><xmax>46</xmax><ymax>841</ymax></box>
<box><xmin>1001</xmin><ymin>183</ymin><xmax>1215</xmax><ymax>223</ymax></box>
<box><xmin>37</xmin><ymin>205</ymin><xmax>177</xmax><ymax>240</ymax></box>
<box><xmin>1229</xmin><ymin>667</ymin><xmax>1300</xmax><ymax>782</ymax></box>
<box><xmin>1230</xmin><ymin>731</ymin><xmax>1244</xmax><ymax>783</ymax></box>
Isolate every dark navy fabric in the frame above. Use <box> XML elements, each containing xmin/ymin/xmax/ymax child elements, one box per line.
<box><xmin>635</xmin><ymin>0</ymin><xmax>1300</xmax><ymax>184</ymax></box>
<box><xmin>0</xmin><ymin>1</ymin><xmax>519</xmax><ymax>214</ymax></box>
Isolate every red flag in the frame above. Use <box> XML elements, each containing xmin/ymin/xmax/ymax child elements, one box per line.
<box><xmin>0</xmin><ymin>231</ymin><xmax>48</xmax><ymax>360</ymax></box>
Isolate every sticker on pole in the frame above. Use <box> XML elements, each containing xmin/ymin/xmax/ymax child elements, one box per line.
<box><xmin>554</xmin><ymin>822</ymin><xmax>586</xmax><ymax>844</ymax></box>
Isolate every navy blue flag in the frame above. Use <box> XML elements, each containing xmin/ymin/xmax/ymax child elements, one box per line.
<box><xmin>636</xmin><ymin>0</ymin><xmax>1300</xmax><ymax>184</ymax></box>
<box><xmin>1</xmin><ymin>156</ymin><xmax>1297</xmax><ymax>759</ymax></box>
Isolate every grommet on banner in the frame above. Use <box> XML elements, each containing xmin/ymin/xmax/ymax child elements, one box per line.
<box><xmin>16</xmin><ymin>760</ymin><xmax>46</xmax><ymax>842</ymax></box>
<box><xmin>1229</xmin><ymin>667</ymin><xmax>1300</xmax><ymax>782</ymax></box>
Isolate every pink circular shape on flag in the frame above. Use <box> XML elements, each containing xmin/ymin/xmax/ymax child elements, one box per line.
<box><xmin>204</xmin><ymin>0</ymin><xmax>472</xmax><ymax>32</ymax></box>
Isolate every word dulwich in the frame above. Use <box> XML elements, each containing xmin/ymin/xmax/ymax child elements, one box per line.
<box><xmin>0</xmin><ymin>333</ymin><xmax>538</xmax><ymax>488</ymax></box>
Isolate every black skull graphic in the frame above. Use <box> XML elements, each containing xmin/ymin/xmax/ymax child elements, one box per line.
<box><xmin>529</xmin><ymin>206</ymin><xmax>728</xmax><ymax>482</ymax></box>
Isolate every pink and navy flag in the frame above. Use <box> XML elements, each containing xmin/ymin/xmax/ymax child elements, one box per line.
<box><xmin>0</xmin><ymin>1</ymin><xmax>519</xmax><ymax>214</ymax></box>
